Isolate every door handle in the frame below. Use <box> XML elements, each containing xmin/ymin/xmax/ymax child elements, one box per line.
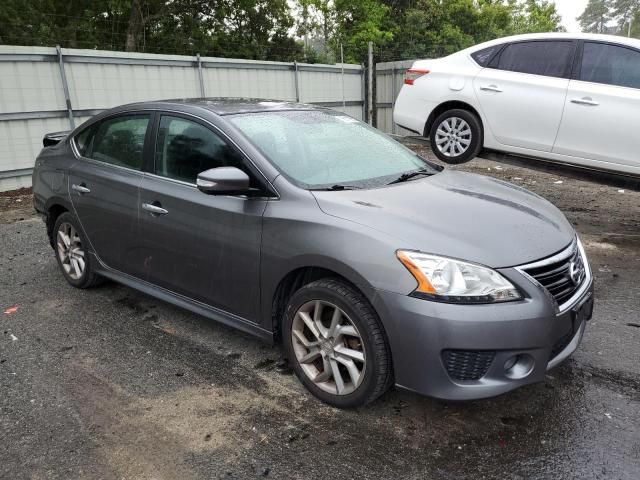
<box><xmin>71</xmin><ymin>183</ymin><xmax>90</xmax><ymax>194</ymax></box>
<box><xmin>142</xmin><ymin>202</ymin><xmax>168</xmax><ymax>215</ymax></box>
<box><xmin>480</xmin><ymin>85</ymin><xmax>503</xmax><ymax>93</ymax></box>
<box><xmin>571</xmin><ymin>97</ymin><xmax>599</xmax><ymax>106</ymax></box>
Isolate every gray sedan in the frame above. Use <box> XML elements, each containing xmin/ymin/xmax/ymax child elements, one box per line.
<box><xmin>32</xmin><ymin>99</ymin><xmax>594</xmax><ymax>408</ymax></box>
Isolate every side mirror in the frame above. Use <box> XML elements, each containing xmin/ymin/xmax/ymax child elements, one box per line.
<box><xmin>196</xmin><ymin>167</ymin><xmax>251</xmax><ymax>195</ymax></box>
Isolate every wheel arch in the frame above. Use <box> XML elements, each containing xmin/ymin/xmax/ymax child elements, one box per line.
<box><xmin>268</xmin><ymin>264</ymin><xmax>374</xmax><ymax>342</ymax></box>
<box><xmin>44</xmin><ymin>198</ymin><xmax>72</xmax><ymax>248</ymax></box>
<box><xmin>424</xmin><ymin>100</ymin><xmax>484</xmax><ymax>139</ymax></box>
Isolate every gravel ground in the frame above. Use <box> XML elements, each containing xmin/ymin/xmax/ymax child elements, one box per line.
<box><xmin>1</xmin><ymin>151</ymin><xmax>639</xmax><ymax>480</ymax></box>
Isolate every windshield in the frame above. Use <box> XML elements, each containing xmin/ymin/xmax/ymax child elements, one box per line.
<box><xmin>229</xmin><ymin>110</ymin><xmax>439</xmax><ymax>189</ymax></box>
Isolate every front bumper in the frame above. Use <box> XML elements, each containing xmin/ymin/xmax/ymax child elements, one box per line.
<box><xmin>372</xmin><ymin>273</ymin><xmax>594</xmax><ymax>401</ymax></box>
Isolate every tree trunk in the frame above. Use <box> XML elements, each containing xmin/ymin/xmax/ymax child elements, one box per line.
<box><xmin>126</xmin><ymin>0</ymin><xmax>143</xmax><ymax>52</ymax></box>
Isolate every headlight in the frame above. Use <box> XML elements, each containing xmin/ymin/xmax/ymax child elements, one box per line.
<box><xmin>396</xmin><ymin>250</ymin><xmax>522</xmax><ymax>303</ymax></box>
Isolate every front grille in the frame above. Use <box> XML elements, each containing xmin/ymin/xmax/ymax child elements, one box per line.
<box><xmin>442</xmin><ymin>349</ymin><xmax>495</xmax><ymax>381</ymax></box>
<box><xmin>521</xmin><ymin>241</ymin><xmax>586</xmax><ymax>308</ymax></box>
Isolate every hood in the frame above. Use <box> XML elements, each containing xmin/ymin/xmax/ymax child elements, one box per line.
<box><xmin>312</xmin><ymin>170</ymin><xmax>575</xmax><ymax>268</ymax></box>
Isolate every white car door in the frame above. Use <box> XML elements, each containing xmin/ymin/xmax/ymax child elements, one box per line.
<box><xmin>553</xmin><ymin>41</ymin><xmax>640</xmax><ymax>169</ymax></box>
<box><xmin>473</xmin><ymin>40</ymin><xmax>575</xmax><ymax>152</ymax></box>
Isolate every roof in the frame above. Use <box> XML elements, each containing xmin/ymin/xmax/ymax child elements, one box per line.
<box><xmin>150</xmin><ymin>97</ymin><xmax>321</xmax><ymax>115</ymax></box>
<box><xmin>462</xmin><ymin>32</ymin><xmax>640</xmax><ymax>54</ymax></box>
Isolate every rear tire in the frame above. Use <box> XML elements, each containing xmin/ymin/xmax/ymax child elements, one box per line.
<box><xmin>429</xmin><ymin>109</ymin><xmax>482</xmax><ymax>164</ymax></box>
<box><xmin>53</xmin><ymin>212</ymin><xmax>102</xmax><ymax>289</ymax></box>
<box><xmin>283</xmin><ymin>279</ymin><xmax>393</xmax><ymax>408</ymax></box>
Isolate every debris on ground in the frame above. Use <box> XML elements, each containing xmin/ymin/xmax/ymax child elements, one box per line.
<box><xmin>153</xmin><ymin>324</ymin><xmax>176</xmax><ymax>335</ymax></box>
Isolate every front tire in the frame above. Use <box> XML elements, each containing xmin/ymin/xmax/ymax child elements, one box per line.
<box><xmin>283</xmin><ymin>279</ymin><xmax>393</xmax><ymax>408</ymax></box>
<box><xmin>429</xmin><ymin>109</ymin><xmax>482</xmax><ymax>164</ymax></box>
<box><xmin>53</xmin><ymin>212</ymin><xmax>102</xmax><ymax>289</ymax></box>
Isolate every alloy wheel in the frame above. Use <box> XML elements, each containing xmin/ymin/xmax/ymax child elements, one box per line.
<box><xmin>434</xmin><ymin>116</ymin><xmax>472</xmax><ymax>158</ymax></box>
<box><xmin>291</xmin><ymin>300</ymin><xmax>366</xmax><ymax>395</ymax></box>
<box><xmin>56</xmin><ymin>222</ymin><xmax>86</xmax><ymax>280</ymax></box>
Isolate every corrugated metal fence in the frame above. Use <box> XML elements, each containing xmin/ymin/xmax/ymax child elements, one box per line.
<box><xmin>375</xmin><ymin>60</ymin><xmax>415</xmax><ymax>136</ymax></box>
<box><xmin>0</xmin><ymin>45</ymin><xmax>365</xmax><ymax>191</ymax></box>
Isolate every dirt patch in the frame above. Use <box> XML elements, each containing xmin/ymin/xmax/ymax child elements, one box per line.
<box><xmin>0</xmin><ymin>187</ymin><xmax>32</xmax><ymax>198</ymax></box>
<box><xmin>0</xmin><ymin>188</ymin><xmax>35</xmax><ymax>224</ymax></box>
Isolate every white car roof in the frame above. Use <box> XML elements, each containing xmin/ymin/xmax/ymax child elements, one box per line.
<box><xmin>462</xmin><ymin>32</ymin><xmax>640</xmax><ymax>54</ymax></box>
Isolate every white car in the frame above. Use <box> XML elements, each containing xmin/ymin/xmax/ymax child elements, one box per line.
<box><xmin>393</xmin><ymin>33</ymin><xmax>640</xmax><ymax>177</ymax></box>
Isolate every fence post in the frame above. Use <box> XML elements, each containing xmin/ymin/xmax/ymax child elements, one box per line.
<box><xmin>196</xmin><ymin>53</ymin><xmax>205</xmax><ymax>98</ymax></box>
<box><xmin>293</xmin><ymin>61</ymin><xmax>300</xmax><ymax>102</ymax></box>
<box><xmin>391</xmin><ymin>66</ymin><xmax>397</xmax><ymax>134</ymax></box>
<box><xmin>56</xmin><ymin>45</ymin><xmax>75</xmax><ymax>129</ymax></box>
<box><xmin>361</xmin><ymin>63</ymin><xmax>366</xmax><ymax>121</ymax></box>
<box><xmin>340</xmin><ymin>43</ymin><xmax>345</xmax><ymax>110</ymax></box>
<box><xmin>367</xmin><ymin>41</ymin><xmax>373</xmax><ymax>126</ymax></box>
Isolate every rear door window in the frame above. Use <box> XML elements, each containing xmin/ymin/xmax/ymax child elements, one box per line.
<box><xmin>580</xmin><ymin>42</ymin><xmax>640</xmax><ymax>89</ymax></box>
<box><xmin>492</xmin><ymin>41</ymin><xmax>575</xmax><ymax>78</ymax></box>
<box><xmin>89</xmin><ymin>115</ymin><xmax>150</xmax><ymax>170</ymax></box>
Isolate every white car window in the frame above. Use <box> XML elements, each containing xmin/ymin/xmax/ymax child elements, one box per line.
<box><xmin>493</xmin><ymin>41</ymin><xmax>574</xmax><ymax>78</ymax></box>
<box><xmin>471</xmin><ymin>45</ymin><xmax>503</xmax><ymax>66</ymax></box>
<box><xmin>580</xmin><ymin>42</ymin><xmax>640</xmax><ymax>89</ymax></box>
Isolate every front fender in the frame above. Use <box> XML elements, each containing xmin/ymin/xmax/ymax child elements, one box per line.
<box><xmin>259</xmin><ymin>199</ymin><xmax>418</xmax><ymax>331</ymax></box>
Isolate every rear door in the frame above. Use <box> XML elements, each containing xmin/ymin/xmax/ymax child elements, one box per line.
<box><xmin>553</xmin><ymin>41</ymin><xmax>640</xmax><ymax>169</ymax></box>
<box><xmin>69</xmin><ymin>113</ymin><xmax>152</xmax><ymax>276</ymax></box>
<box><xmin>138</xmin><ymin>113</ymin><xmax>269</xmax><ymax>322</ymax></box>
<box><xmin>473</xmin><ymin>40</ymin><xmax>576</xmax><ymax>152</ymax></box>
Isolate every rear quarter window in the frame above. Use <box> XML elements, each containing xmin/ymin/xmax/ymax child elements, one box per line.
<box><xmin>73</xmin><ymin>125</ymin><xmax>96</xmax><ymax>157</ymax></box>
<box><xmin>471</xmin><ymin>45</ymin><xmax>502</xmax><ymax>67</ymax></box>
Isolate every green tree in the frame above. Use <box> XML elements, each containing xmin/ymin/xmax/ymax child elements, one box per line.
<box><xmin>378</xmin><ymin>0</ymin><xmax>562</xmax><ymax>61</ymax></box>
<box><xmin>511</xmin><ymin>0</ymin><xmax>565</xmax><ymax>33</ymax></box>
<box><xmin>294</xmin><ymin>0</ymin><xmax>337</xmax><ymax>62</ymax></box>
<box><xmin>612</xmin><ymin>0</ymin><xmax>640</xmax><ymax>36</ymax></box>
<box><xmin>577</xmin><ymin>0</ymin><xmax>612</xmax><ymax>33</ymax></box>
<box><xmin>0</xmin><ymin>0</ymin><xmax>582</xmax><ymax>64</ymax></box>
<box><xmin>333</xmin><ymin>0</ymin><xmax>394</xmax><ymax>62</ymax></box>
<box><xmin>0</xmin><ymin>0</ymin><xmax>304</xmax><ymax>61</ymax></box>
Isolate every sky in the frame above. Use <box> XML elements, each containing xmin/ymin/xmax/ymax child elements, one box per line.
<box><xmin>554</xmin><ymin>0</ymin><xmax>588</xmax><ymax>33</ymax></box>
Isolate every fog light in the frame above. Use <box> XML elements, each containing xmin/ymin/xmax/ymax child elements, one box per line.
<box><xmin>504</xmin><ymin>354</ymin><xmax>535</xmax><ymax>379</ymax></box>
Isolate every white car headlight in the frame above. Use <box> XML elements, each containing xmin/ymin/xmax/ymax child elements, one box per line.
<box><xmin>397</xmin><ymin>250</ymin><xmax>522</xmax><ymax>303</ymax></box>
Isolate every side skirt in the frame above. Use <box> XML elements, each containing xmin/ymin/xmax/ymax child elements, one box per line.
<box><xmin>94</xmin><ymin>254</ymin><xmax>273</xmax><ymax>342</ymax></box>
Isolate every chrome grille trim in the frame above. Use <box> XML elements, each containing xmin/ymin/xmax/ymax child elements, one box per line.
<box><xmin>515</xmin><ymin>237</ymin><xmax>592</xmax><ymax>313</ymax></box>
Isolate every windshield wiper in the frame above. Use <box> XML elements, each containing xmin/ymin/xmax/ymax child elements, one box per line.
<box><xmin>311</xmin><ymin>184</ymin><xmax>361</xmax><ymax>191</ymax></box>
<box><xmin>386</xmin><ymin>168</ymin><xmax>433</xmax><ymax>185</ymax></box>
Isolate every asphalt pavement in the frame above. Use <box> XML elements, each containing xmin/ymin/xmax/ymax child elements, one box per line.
<box><xmin>1</xmin><ymin>153</ymin><xmax>639</xmax><ymax>479</ymax></box>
